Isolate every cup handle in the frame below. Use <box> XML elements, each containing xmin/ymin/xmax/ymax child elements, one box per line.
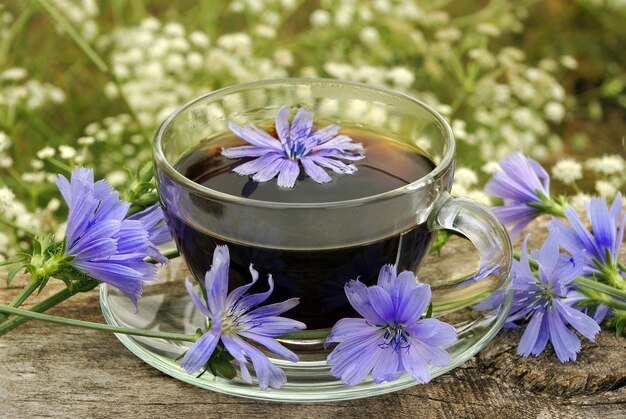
<box><xmin>427</xmin><ymin>191</ymin><xmax>513</xmax><ymax>308</ymax></box>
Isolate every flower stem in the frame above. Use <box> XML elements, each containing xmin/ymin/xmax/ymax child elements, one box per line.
<box><xmin>34</xmin><ymin>0</ymin><xmax>152</xmax><ymax>142</ymax></box>
<box><xmin>0</xmin><ymin>277</ymin><xmax>40</xmax><ymax>324</ymax></box>
<box><xmin>0</xmin><ymin>282</ymin><xmax>90</xmax><ymax>336</ymax></box>
<box><xmin>0</xmin><ymin>215</ymin><xmax>37</xmax><ymax>236</ymax></box>
<box><xmin>573</xmin><ymin>276</ymin><xmax>626</xmax><ymax>301</ymax></box>
<box><xmin>0</xmin><ymin>304</ymin><xmax>197</xmax><ymax>342</ymax></box>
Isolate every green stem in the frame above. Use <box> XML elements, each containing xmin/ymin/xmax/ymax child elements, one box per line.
<box><xmin>33</xmin><ymin>0</ymin><xmax>152</xmax><ymax>142</ymax></box>
<box><xmin>0</xmin><ymin>277</ymin><xmax>40</xmax><ymax>323</ymax></box>
<box><xmin>279</xmin><ymin>329</ymin><xmax>330</xmax><ymax>340</ymax></box>
<box><xmin>573</xmin><ymin>276</ymin><xmax>626</xmax><ymax>301</ymax></box>
<box><xmin>0</xmin><ymin>215</ymin><xmax>38</xmax><ymax>236</ymax></box>
<box><xmin>0</xmin><ymin>282</ymin><xmax>87</xmax><ymax>336</ymax></box>
<box><xmin>0</xmin><ymin>304</ymin><xmax>196</xmax><ymax>341</ymax></box>
<box><xmin>33</xmin><ymin>0</ymin><xmax>108</xmax><ymax>72</ymax></box>
<box><xmin>46</xmin><ymin>156</ymin><xmax>73</xmax><ymax>173</ymax></box>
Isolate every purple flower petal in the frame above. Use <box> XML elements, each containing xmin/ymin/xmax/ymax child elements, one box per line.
<box><xmin>395</xmin><ymin>282</ymin><xmax>430</xmax><ymax>324</ymax></box>
<box><xmin>327</xmin><ymin>268</ymin><xmax>456</xmax><ymax>386</ymax></box>
<box><xmin>546</xmin><ymin>307</ymin><xmax>580</xmax><ymax>362</ymax></box>
<box><xmin>181</xmin><ymin>246</ymin><xmax>305</xmax><ymax>388</ymax></box>
<box><xmin>276</xmin><ymin>159</ymin><xmax>300</xmax><ymax>188</ymax></box>
<box><xmin>238</xmin><ymin>331</ymin><xmax>299</xmax><ymax>362</ymax></box>
<box><xmin>289</xmin><ymin>107</ymin><xmax>314</xmax><ymax>141</ymax></box>
<box><xmin>204</xmin><ymin>245</ymin><xmax>230</xmax><ymax>315</ymax></box>
<box><xmin>228</xmin><ymin>122</ymin><xmax>281</xmax><ymax>150</ymax></box>
<box><xmin>400</xmin><ymin>343</ymin><xmax>431</xmax><ymax>384</ymax></box>
<box><xmin>231</xmin><ymin>335</ymin><xmax>287</xmax><ymax>390</ymax></box>
<box><xmin>554</xmin><ymin>299</ymin><xmax>600</xmax><ymax>341</ymax></box>
<box><xmin>517</xmin><ymin>310</ymin><xmax>543</xmax><ymax>357</ymax></box>
<box><xmin>232</xmin><ymin>152</ymin><xmax>283</xmax><ymax>176</ymax></box>
<box><xmin>274</xmin><ymin>106</ymin><xmax>290</xmax><ymax>146</ymax></box>
<box><xmin>412</xmin><ymin>318</ymin><xmax>457</xmax><ymax>346</ymax></box>
<box><xmin>180</xmin><ymin>330</ymin><xmax>220</xmax><ymax>373</ymax></box>
<box><xmin>371</xmin><ymin>349</ymin><xmax>402</xmax><ymax>384</ymax></box>
<box><xmin>537</xmin><ymin>231</ymin><xmax>560</xmax><ymax>284</ymax></box>
<box><xmin>221</xmin><ymin>107</ymin><xmax>365</xmax><ymax>187</ymax></box>
<box><xmin>186</xmin><ymin>278</ymin><xmax>212</xmax><ymax>318</ymax></box>
<box><xmin>344</xmin><ymin>280</ymin><xmax>386</xmax><ymax>325</ymax></box>
<box><xmin>221</xmin><ymin>145</ymin><xmax>271</xmax><ymax>158</ymax></box>
<box><xmin>246</xmin><ymin>297</ymin><xmax>300</xmax><ymax>318</ymax></box>
<box><xmin>300</xmin><ymin>158</ymin><xmax>332</xmax><ymax>184</ymax></box>
<box><xmin>251</xmin><ymin>157</ymin><xmax>287</xmax><ymax>183</ymax></box>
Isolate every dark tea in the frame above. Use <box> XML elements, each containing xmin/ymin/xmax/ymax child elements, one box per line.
<box><xmin>166</xmin><ymin>128</ymin><xmax>437</xmax><ymax>329</ymax></box>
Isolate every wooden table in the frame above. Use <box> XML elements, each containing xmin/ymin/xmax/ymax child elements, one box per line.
<box><xmin>1</xmin><ymin>216</ymin><xmax>626</xmax><ymax>418</ymax></box>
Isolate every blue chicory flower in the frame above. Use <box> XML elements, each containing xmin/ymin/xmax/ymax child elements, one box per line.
<box><xmin>485</xmin><ymin>152</ymin><xmax>553</xmax><ymax>239</ymax></box>
<box><xmin>222</xmin><ymin>106</ymin><xmax>365</xmax><ymax>188</ymax></box>
<box><xmin>182</xmin><ymin>245</ymin><xmax>306</xmax><ymax>389</ymax></box>
<box><xmin>325</xmin><ymin>265</ymin><xmax>457</xmax><ymax>385</ymax></box>
<box><xmin>549</xmin><ymin>193</ymin><xmax>625</xmax><ymax>278</ymax></box>
<box><xmin>56</xmin><ymin>168</ymin><xmax>170</xmax><ymax>304</ymax></box>
<box><xmin>507</xmin><ymin>232</ymin><xmax>600</xmax><ymax>362</ymax></box>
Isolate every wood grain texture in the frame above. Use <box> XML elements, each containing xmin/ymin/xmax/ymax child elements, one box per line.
<box><xmin>1</xmin><ymin>215</ymin><xmax>625</xmax><ymax>418</ymax></box>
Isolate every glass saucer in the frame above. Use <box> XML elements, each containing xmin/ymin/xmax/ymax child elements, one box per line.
<box><xmin>99</xmin><ymin>257</ymin><xmax>512</xmax><ymax>402</ymax></box>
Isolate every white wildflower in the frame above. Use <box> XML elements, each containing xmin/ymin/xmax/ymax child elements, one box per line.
<box><xmin>544</xmin><ymin>101</ymin><xmax>565</xmax><ymax>123</ymax></box>
<box><xmin>30</xmin><ymin>159</ymin><xmax>44</xmax><ymax>169</ymax></box>
<box><xmin>570</xmin><ymin>193</ymin><xmax>592</xmax><ymax>210</ymax></box>
<box><xmin>585</xmin><ymin>154</ymin><xmax>625</xmax><ymax>175</ymax></box>
<box><xmin>1</xmin><ymin>67</ymin><xmax>27</xmax><ymax>81</ymax></box>
<box><xmin>481</xmin><ymin>161</ymin><xmax>501</xmax><ymax>175</ymax></box>
<box><xmin>22</xmin><ymin>172</ymin><xmax>46</xmax><ymax>183</ymax></box>
<box><xmin>435</xmin><ymin>27</ymin><xmax>461</xmax><ymax>42</ymax></box>
<box><xmin>106</xmin><ymin>170</ymin><xmax>128</xmax><ymax>187</ymax></box>
<box><xmin>189</xmin><ymin>31</ymin><xmax>210</xmax><ymax>48</ymax></box>
<box><xmin>36</xmin><ymin>146</ymin><xmax>55</xmax><ymax>159</ymax></box>
<box><xmin>310</xmin><ymin>9</ymin><xmax>330</xmax><ymax>27</ymax></box>
<box><xmin>595</xmin><ymin>180</ymin><xmax>618</xmax><ymax>197</ymax></box>
<box><xmin>476</xmin><ymin>23</ymin><xmax>501</xmax><ymax>37</ymax></box>
<box><xmin>359</xmin><ymin>26</ymin><xmax>380</xmax><ymax>45</ymax></box>
<box><xmin>163</xmin><ymin>22</ymin><xmax>185</xmax><ymax>38</ymax></box>
<box><xmin>551</xmin><ymin>159</ymin><xmax>582</xmax><ymax>184</ymax></box>
<box><xmin>560</xmin><ymin>55</ymin><xmax>578</xmax><ymax>69</ymax></box>
<box><xmin>300</xmin><ymin>66</ymin><xmax>318</xmax><ymax>78</ymax></box>
<box><xmin>273</xmin><ymin>49</ymin><xmax>294</xmax><ymax>67</ymax></box>
<box><xmin>0</xmin><ymin>187</ymin><xmax>15</xmax><ymax>213</ymax></box>
<box><xmin>59</xmin><ymin>145</ymin><xmax>77</xmax><ymax>160</ymax></box>
<box><xmin>46</xmin><ymin>197</ymin><xmax>61</xmax><ymax>212</ymax></box>
<box><xmin>187</xmin><ymin>52</ymin><xmax>204</xmax><ymax>70</ymax></box>
<box><xmin>387</xmin><ymin>67</ymin><xmax>414</xmax><ymax>88</ymax></box>
<box><xmin>452</xmin><ymin>120</ymin><xmax>467</xmax><ymax>140</ymax></box>
<box><xmin>77</xmin><ymin>136</ymin><xmax>95</xmax><ymax>146</ymax></box>
<box><xmin>0</xmin><ymin>131</ymin><xmax>10</xmax><ymax>151</ymax></box>
<box><xmin>455</xmin><ymin>167</ymin><xmax>479</xmax><ymax>188</ymax></box>
<box><xmin>0</xmin><ymin>156</ymin><xmax>12</xmax><ymax>168</ymax></box>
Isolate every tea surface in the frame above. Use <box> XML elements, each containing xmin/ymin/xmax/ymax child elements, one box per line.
<box><xmin>176</xmin><ymin>128</ymin><xmax>435</xmax><ymax>202</ymax></box>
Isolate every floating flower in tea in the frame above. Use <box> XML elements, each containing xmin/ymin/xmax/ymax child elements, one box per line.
<box><xmin>222</xmin><ymin>106</ymin><xmax>365</xmax><ymax>188</ymax></box>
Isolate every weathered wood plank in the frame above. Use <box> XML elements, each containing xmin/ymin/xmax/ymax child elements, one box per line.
<box><xmin>1</xmin><ymin>215</ymin><xmax>625</xmax><ymax>418</ymax></box>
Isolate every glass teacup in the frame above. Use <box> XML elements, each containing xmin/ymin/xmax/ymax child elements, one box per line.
<box><xmin>106</xmin><ymin>79</ymin><xmax>513</xmax><ymax>400</ymax></box>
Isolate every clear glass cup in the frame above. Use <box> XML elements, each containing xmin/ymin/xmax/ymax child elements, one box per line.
<box><xmin>101</xmin><ymin>79</ymin><xmax>513</xmax><ymax>401</ymax></box>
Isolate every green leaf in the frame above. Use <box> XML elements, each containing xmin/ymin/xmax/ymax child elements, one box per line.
<box><xmin>5</xmin><ymin>264</ymin><xmax>25</xmax><ymax>286</ymax></box>
<box><xmin>37</xmin><ymin>276</ymin><xmax>50</xmax><ymax>294</ymax></box>
<box><xmin>425</xmin><ymin>303</ymin><xmax>433</xmax><ymax>319</ymax></box>
<box><xmin>211</xmin><ymin>357</ymin><xmax>237</xmax><ymax>380</ymax></box>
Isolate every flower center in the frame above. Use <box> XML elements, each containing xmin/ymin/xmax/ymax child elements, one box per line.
<box><xmin>284</xmin><ymin>139</ymin><xmax>310</xmax><ymax>160</ymax></box>
<box><xmin>379</xmin><ymin>322</ymin><xmax>410</xmax><ymax>351</ymax></box>
<box><xmin>220</xmin><ymin>307</ymin><xmax>244</xmax><ymax>335</ymax></box>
